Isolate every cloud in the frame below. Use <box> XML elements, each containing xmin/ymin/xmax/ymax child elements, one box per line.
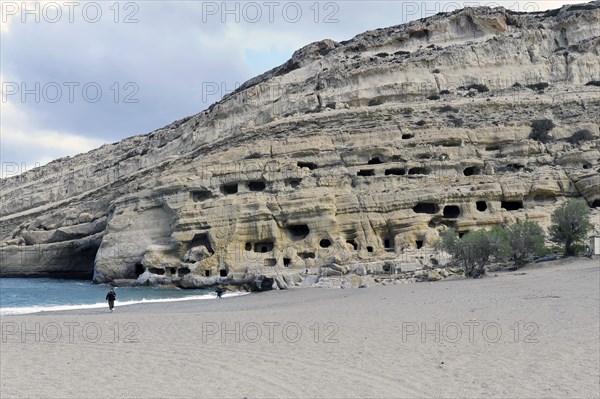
<box><xmin>1</xmin><ymin>91</ymin><xmax>104</xmax><ymax>177</ymax></box>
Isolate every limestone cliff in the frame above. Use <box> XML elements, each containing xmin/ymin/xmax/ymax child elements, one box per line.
<box><xmin>1</xmin><ymin>2</ymin><xmax>599</xmax><ymax>286</ymax></box>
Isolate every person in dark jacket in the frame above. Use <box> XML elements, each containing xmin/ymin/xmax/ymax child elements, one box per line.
<box><xmin>106</xmin><ymin>288</ymin><xmax>116</xmax><ymax>311</ymax></box>
<box><xmin>215</xmin><ymin>287</ymin><xmax>224</xmax><ymax>298</ymax></box>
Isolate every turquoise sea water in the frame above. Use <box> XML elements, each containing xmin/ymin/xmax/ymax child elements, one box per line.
<box><xmin>0</xmin><ymin>278</ymin><xmax>240</xmax><ymax>315</ymax></box>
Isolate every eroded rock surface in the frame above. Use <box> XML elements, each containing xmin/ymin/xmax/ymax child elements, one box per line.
<box><xmin>1</xmin><ymin>3</ymin><xmax>599</xmax><ymax>284</ymax></box>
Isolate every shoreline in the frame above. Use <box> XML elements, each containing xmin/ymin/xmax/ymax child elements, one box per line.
<box><xmin>2</xmin><ymin>256</ymin><xmax>596</xmax><ymax>317</ymax></box>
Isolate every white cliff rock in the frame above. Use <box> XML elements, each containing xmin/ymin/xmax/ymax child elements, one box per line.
<box><xmin>0</xmin><ymin>3</ymin><xmax>599</xmax><ymax>285</ymax></box>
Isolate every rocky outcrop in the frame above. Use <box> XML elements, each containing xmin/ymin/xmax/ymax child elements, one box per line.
<box><xmin>1</xmin><ymin>3</ymin><xmax>599</xmax><ymax>284</ymax></box>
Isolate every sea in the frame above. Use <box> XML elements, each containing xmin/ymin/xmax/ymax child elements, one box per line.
<box><xmin>0</xmin><ymin>278</ymin><xmax>245</xmax><ymax>315</ymax></box>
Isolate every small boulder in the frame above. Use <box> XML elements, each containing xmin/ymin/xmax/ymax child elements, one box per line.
<box><xmin>428</xmin><ymin>271</ymin><xmax>442</xmax><ymax>281</ymax></box>
<box><xmin>354</xmin><ymin>265</ymin><xmax>367</xmax><ymax>276</ymax></box>
<box><xmin>329</xmin><ymin>263</ymin><xmax>348</xmax><ymax>275</ymax></box>
<box><xmin>77</xmin><ymin>212</ymin><xmax>94</xmax><ymax>224</ymax></box>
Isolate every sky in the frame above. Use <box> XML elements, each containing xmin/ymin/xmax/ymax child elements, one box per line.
<box><xmin>0</xmin><ymin>0</ymin><xmax>585</xmax><ymax>177</ymax></box>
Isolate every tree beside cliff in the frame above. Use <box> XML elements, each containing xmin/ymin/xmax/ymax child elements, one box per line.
<box><xmin>550</xmin><ymin>199</ymin><xmax>593</xmax><ymax>256</ymax></box>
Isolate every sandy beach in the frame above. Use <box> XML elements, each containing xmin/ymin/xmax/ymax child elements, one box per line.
<box><xmin>1</xmin><ymin>258</ymin><xmax>599</xmax><ymax>398</ymax></box>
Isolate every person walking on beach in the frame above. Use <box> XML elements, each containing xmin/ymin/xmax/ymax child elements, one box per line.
<box><xmin>106</xmin><ymin>288</ymin><xmax>116</xmax><ymax>311</ymax></box>
<box><xmin>215</xmin><ymin>287</ymin><xmax>224</xmax><ymax>298</ymax></box>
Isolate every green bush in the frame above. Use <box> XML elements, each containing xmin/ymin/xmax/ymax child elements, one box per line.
<box><xmin>508</xmin><ymin>220</ymin><xmax>545</xmax><ymax>268</ymax></box>
<box><xmin>438</xmin><ymin>228</ymin><xmax>510</xmax><ymax>278</ymax></box>
<box><xmin>530</xmin><ymin>119</ymin><xmax>555</xmax><ymax>143</ymax></box>
<box><xmin>568</xmin><ymin>129</ymin><xmax>594</xmax><ymax>144</ymax></box>
<box><xmin>437</xmin><ymin>105</ymin><xmax>459</xmax><ymax>113</ymax></box>
<box><xmin>439</xmin><ymin>222</ymin><xmax>548</xmax><ymax>276</ymax></box>
<box><xmin>550</xmin><ymin>199</ymin><xmax>593</xmax><ymax>256</ymax></box>
<box><xmin>459</xmin><ymin>84</ymin><xmax>490</xmax><ymax>93</ymax></box>
<box><xmin>526</xmin><ymin>82</ymin><xmax>549</xmax><ymax>91</ymax></box>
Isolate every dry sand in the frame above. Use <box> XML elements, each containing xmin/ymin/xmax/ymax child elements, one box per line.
<box><xmin>1</xmin><ymin>258</ymin><xmax>599</xmax><ymax>398</ymax></box>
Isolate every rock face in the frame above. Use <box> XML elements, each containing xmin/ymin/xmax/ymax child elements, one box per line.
<box><xmin>1</xmin><ymin>3</ymin><xmax>599</xmax><ymax>283</ymax></box>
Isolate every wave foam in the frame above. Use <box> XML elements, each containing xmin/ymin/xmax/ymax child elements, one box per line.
<box><xmin>0</xmin><ymin>291</ymin><xmax>249</xmax><ymax>315</ymax></box>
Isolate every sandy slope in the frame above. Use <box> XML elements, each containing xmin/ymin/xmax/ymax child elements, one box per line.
<box><xmin>1</xmin><ymin>258</ymin><xmax>599</xmax><ymax>398</ymax></box>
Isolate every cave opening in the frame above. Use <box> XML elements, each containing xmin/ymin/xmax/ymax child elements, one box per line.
<box><xmin>264</xmin><ymin>259</ymin><xmax>277</xmax><ymax>267</ymax></box>
<box><xmin>402</xmin><ymin>134</ymin><xmax>414</xmax><ymax>140</ymax></box>
<box><xmin>245</xmin><ymin>242</ymin><xmax>252</xmax><ymax>251</ymax></box>
<box><xmin>135</xmin><ymin>263</ymin><xmax>145</xmax><ymax>277</ymax></box>
<box><xmin>367</xmin><ymin>246</ymin><xmax>374</xmax><ymax>253</ymax></box>
<box><xmin>319</xmin><ymin>239</ymin><xmax>332</xmax><ymax>248</ymax></box>
<box><xmin>385</xmin><ymin>168</ymin><xmax>406</xmax><ymax>176</ymax></box>
<box><xmin>368</xmin><ymin>156</ymin><xmax>384</xmax><ymax>165</ymax></box>
<box><xmin>408</xmin><ymin>167</ymin><xmax>428</xmax><ymax>175</ymax></box>
<box><xmin>221</xmin><ymin>183</ymin><xmax>238</xmax><ymax>195</ymax></box>
<box><xmin>415</xmin><ymin>240</ymin><xmax>424</xmax><ymax>249</ymax></box>
<box><xmin>506</xmin><ymin>164</ymin><xmax>524</xmax><ymax>171</ymax></box>
<box><xmin>384</xmin><ymin>237</ymin><xmax>394</xmax><ymax>249</ymax></box>
<box><xmin>190</xmin><ymin>190</ymin><xmax>212</xmax><ymax>202</ymax></box>
<box><xmin>148</xmin><ymin>267</ymin><xmax>165</xmax><ymax>275</ymax></box>
<box><xmin>463</xmin><ymin>166</ymin><xmax>481</xmax><ymax>176</ymax></box>
<box><xmin>287</xmin><ymin>179</ymin><xmax>302</xmax><ymax>188</ymax></box>
<box><xmin>476</xmin><ymin>201</ymin><xmax>488</xmax><ymax>212</ymax></box>
<box><xmin>443</xmin><ymin>205</ymin><xmax>461</xmax><ymax>218</ymax></box>
<box><xmin>501</xmin><ymin>201</ymin><xmax>524</xmax><ymax>211</ymax></box>
<box><xmin>288</xmin><ymin>224</ymin><xmax>310</xmax><ymax>240</ymax></box>
<box><xmin>178</xmin><ymin>267</ymin><xmax>191</xmax><ymax>277</ymax></box>
<box><xmin>205</xmin><ymin>270</ymin><xmax>211</xmax><ymax>277</ymax></box>
<box><xmin>592</xmin><ymin>200</ymin><xmax>600</xmax><ymax>208</ymax></box>
<box><xmin>299</xmin><ymin>252</ymin><xmax>315</xmax><ymax>259</ymax></box>
<box><xmin>297</xmin><ymin>161</ymin><xmax>317</xmax><ymax>170</ymax></box>
<box><xmin>413</xmin><ymin>203</ymin><xmax>439</xmax><ymax>214</ymax></box>
<box><xmin>283</xmin><ymin>258</ymin><xmax>291</xmax><ymax>267</ymax></box>
<box><xmin>346</xmin><ymin>239</ymin><xmax>359</xmax><ymax>250</ymax></box>
<box><xmin>254</xmin><ymin>242</ymin><xmax>274</xmax><ymax>253</ymax></box>
<box><xmin>168</xmin><ymin>267</ymin><xmax>176</xmax><ymax>275</ymax></box>
<box><xmin>357</xmin><ymin>169</ymin><xmax>375</xmax><ymax>177</ymax></box>
<box><xmin>190</xmin><ymin>233</ymin><xmax>214</xmax><ymax>254</ymax></box>
<box><xmin>219</xmin><ymin>269</ymin><xmax>228</xmax><ymax>277</ymax></box>
<box><xmin>248</xmin><ymin>181</ymin><xmax>266</xmax><ymax>192</ymax></box>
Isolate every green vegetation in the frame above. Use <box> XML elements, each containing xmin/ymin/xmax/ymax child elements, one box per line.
<box><xmin>438</xmin><ymin>227</ymin><xmax>510</xmax><ymax>278</ymax></box>
<box><xmin>459</xmin><ymin>84</ymin><xmax>490</xmax><ymax>93</ymax></box>
<box><xmin>550</xmin><ymin>199</ymin><xmax>593</xmax><ymax>256</ymax></box>
<box><xmin>526</xmin><ymin>82</ymin><xmax>549</xmax><ymax>91</ymax></box>
<box><xmin>508</xmin><ymin>221</ymin><xmax>545</xmax><ymax>267</ymax></box>
<box><xmin>530</xmin><ymin>119</ymin><xmax>555</xmax><ymax>143</ymax></box>
<box><xmin>568</xmin><ymin>129</ymin><xmax>594</xmax><ymax>144</ymax></box>
<box><xmin>437</xmin><ymin>105</ymin><xmax>459</xmax><ymax>113</ymax></box>
<box><xmin>439</xmin><ymin>221</ymin><xmax>546</xmax><ymax>277</ymax></box>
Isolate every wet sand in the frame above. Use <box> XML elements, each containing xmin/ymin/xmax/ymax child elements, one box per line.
<box><xmin>1</xmin><ymin>258</ymin><xmax>599</xmax><ymax>398</ymax></box>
